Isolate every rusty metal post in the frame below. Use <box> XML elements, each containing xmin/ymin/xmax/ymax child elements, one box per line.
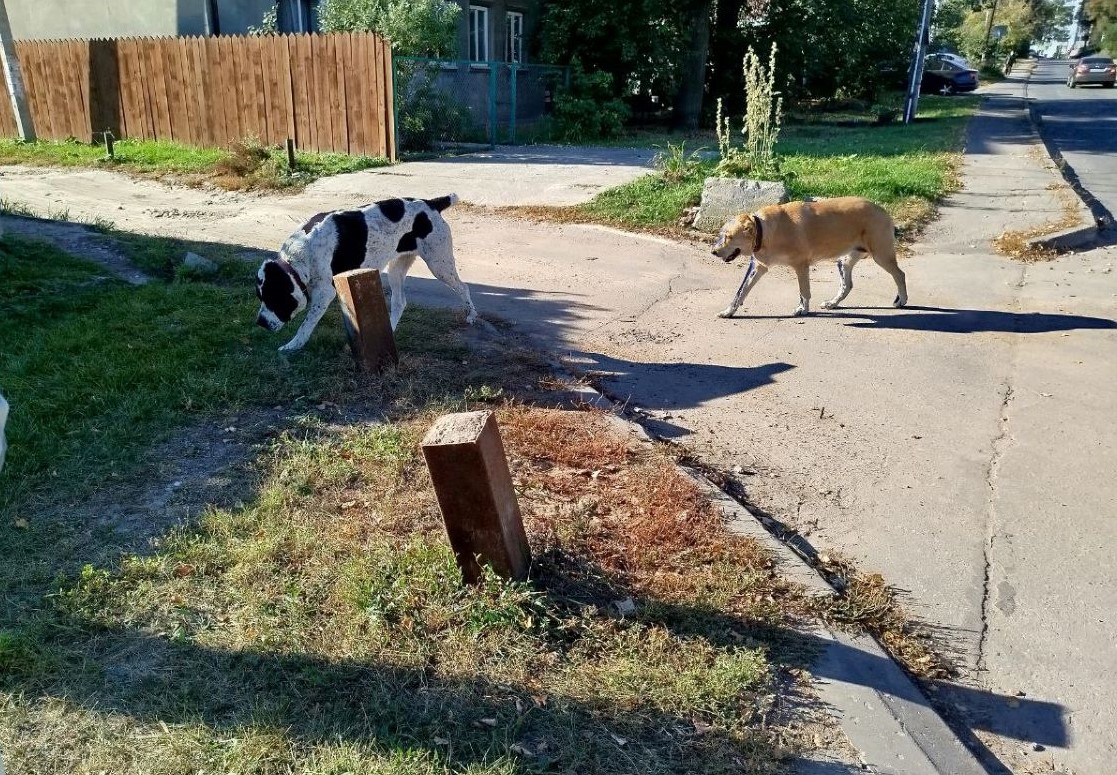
<box><xmin>332</xmin><ymin>268</ymin><xmax>398</xmax><ymax>373</ymax></box>
<box><xmin>421</xmin><ymin>411</ymin><xmax>531</xmax><ymax>584</ymax></box>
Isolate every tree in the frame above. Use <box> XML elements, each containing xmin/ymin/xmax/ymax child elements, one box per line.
<box><xmin>949</xmin><ymin>0</ymin><xmax>1072</xmax><ymax>61</ymax></box>
<box><xmin>1083</xmin><ymin>0</ymin><xmax>1117</xmax><ymax>52</ymax></box>
<box><xmin>317</xmin><ymin>0</ymin><xmax>460</xmax><ymax>57</ymax></box>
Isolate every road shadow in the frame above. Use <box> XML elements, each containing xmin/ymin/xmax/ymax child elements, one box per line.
<box><xmin>825</xmin><ymin>305</ymin><xmax>1116</xmax><ymax>334</ymax></box>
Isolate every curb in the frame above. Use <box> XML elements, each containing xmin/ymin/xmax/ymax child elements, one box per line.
<box><xmin>1019</xmin><ymin>65</ymin><xmax>1109</xmax><ymax>251</ymax></box>
<box><xmin>550</xmin><ymin>359</ymin><xmax>989</xmax><ymax>775</ymax></box>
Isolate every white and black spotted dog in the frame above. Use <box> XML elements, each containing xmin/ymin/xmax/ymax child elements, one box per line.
<box><xmin>256</xmin><ymin>195</ymin><xmax>478</xmax><ymax>353</ymax></box>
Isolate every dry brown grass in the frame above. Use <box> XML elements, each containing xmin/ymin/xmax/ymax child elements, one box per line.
<box><xmin>811</xmin><ymin>554</ymin><xmax>952</xmax><ymax>678</ymax></box>
<box><xmin>993</xmin><ymin>183</ymin><xmax>1083</xmax><ymax>261</ymax></box>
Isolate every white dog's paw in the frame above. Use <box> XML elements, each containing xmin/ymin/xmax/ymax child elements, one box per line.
<box><xmin>278</xmin><ymin>341</ymin><xmax>303</xmax><ymax>355</ymax></box>
<box><xmin>821</xmin><ymin>299</ymin><xmax>839</xmax><ymax>310</ymax></box>
<box><xmin>465</xmin><ymin>311</ymin><xmax>478</xmax><ymax>325</ymax></box>
<box><xmin>793</xmin><ymin>306</ymin><xmax>810</xmax><ymax>317</ymax></box>
<box><xmin>893</xmin><ymin>295</ymin><xmax>907</xmax><ymax>308</ymax></box>
<box><xmin>717</xmin><ymin>308</ymin><xmax>736</xmax><ymax>319</ymax></box>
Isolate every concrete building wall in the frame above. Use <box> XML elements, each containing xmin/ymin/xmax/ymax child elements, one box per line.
<box><xmin>5</xmin><ymin>0</ymin><xmax>200</xmax><ymax>39</ymax></box>
<box><xmin>4</xmin><ymin>0</ymin><xmax>279</xmax><ymax>40</ymax></box>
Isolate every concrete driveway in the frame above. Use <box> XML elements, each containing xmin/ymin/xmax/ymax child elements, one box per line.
<box><xmin>2</xmin><ymin>85</ymin><xmax>1115</xmax><ymax>774</ymax></box>
<box><xmin>311</xmin><ymin>144</ymin><xmax>657</xmax><ymax>206</ymax></box>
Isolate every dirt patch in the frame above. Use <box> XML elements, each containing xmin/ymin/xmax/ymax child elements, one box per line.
<box><xmin>0</xmin><ymin>215</ymin><xmax>151</xmax><ymax>284</ymax></box>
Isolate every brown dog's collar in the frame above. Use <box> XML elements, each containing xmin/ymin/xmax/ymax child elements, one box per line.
<box><xmin>277</xmin><ymin>259</ymin><xmax>308</xmax><ymax>297</ymax></box>
<box><xmin>751</xmin><ymin>214</ymin><xmax>764</xmax><ymax>253</ymax></box>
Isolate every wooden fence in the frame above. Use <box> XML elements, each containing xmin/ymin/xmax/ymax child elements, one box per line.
<box><xmin>0</xmin><ymin>32</ymin><xmax>394</xmax><ymax>159</ymax></box>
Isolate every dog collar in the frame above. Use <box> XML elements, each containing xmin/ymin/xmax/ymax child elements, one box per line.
<box><xmin>751</xmin><ymin>214</ymin><xmax>764</xmax><ymax>253</ymax></box>
<box><xmin>277</xmin><ymin>259</ymin><xmax>309</xmax><ymax>298</ymax></box>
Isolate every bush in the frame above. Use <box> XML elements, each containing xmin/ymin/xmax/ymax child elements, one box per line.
<box><xmin>552</xmin><ymin>64</ymin><xmax>630</xmax><ymax>143</ymax></box>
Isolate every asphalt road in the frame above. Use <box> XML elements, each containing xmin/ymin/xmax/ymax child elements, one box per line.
<box><xmin>1028</xmin><ymin>58</ymin><xmax>1117</xmax><ymax>222</ymax></box>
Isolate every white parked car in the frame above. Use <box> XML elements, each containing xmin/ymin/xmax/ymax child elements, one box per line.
<box><xmin>931</xmin><ymin>52</ymin><xmax>974</xmax><ymax>70</ymax></box>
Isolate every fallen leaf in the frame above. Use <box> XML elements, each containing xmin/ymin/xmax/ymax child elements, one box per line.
<box><xmin>480</xmin><ymin>717</ymin><xmax>498</xmax><ymax>727</ymax></box>
<box><xmin>610</xmin><ymin>733</ymin><xmax>628</xmax><ymax>746</ymax></box>
<box><xmin>173</xmin><ymin>564</ymin><xmax>195</xmax><ymax>578</ymax></box>
<box><xmin>510</xmin><ymin>743</ymin><xmax>535</xmax><ymax>757</ymax></box>
<box><xmin>433</xmin><ymin>736</ymin><xmax>450</xmax><ymax>746</ymax></box>
<box><xmin>1041</xmin><ymin>393</ymin><xmax>1052</xmax><ymax>397</ymax></box>
<box><xmin>14</xmin><ymin>518</ymin><xmax>29</xmax><ymax>530</ymax></box>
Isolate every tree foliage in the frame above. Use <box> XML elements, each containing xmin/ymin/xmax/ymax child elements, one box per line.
<box><xmin>317</xmin><ymin>0</ymin><xmax>461</xmax><ymax>57</ymax></box>
<box><xmin>1083</xmin><ymin>0</ymin><xmax>1117</xmax><ymax>52</ymax></box>
<box><xmin>938</xmin><ymin>0</ymin><xmax>1072</xmax><ymax>61</ymax></box>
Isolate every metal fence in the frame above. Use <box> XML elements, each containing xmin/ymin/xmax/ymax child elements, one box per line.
<box><xmin>393</xmin><ymin>57</ymin><xmax>569</xmax><ymax>153</ymax></box>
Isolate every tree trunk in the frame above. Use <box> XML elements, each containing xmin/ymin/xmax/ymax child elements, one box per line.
<box><xmin>674</xmin><ymin>0</ymin><xmax>713</xmax><ymax>130</ymax></box>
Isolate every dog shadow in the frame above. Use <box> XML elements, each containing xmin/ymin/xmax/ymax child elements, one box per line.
<box><xmin>825</xmin><ymin>305</ymin><xmax>1117</xmax><ymax>334</ymax></box>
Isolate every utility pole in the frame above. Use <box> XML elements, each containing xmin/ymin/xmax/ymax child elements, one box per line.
<box><xmin>903</xmin><ymin>0</ymin><xmax>934</xmax><ymax>125</ymax></box>
<box><xmin>982</xmin><ymin>0</ymin><xmax>1001</xmax><ymax>64</ymax></box>
<box><xmin>0</xmin><ymin>0</ymin><xmax>34</xmax><ymax>141</ymax></box>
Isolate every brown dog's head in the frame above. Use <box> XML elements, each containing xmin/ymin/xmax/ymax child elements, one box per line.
<box><xmin>711</xmin><ymin>214</ymin><xmax>757</xmax><ymax>263</ymax></box>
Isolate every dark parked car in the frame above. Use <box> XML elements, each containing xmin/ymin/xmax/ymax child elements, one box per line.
<box><xmin>921</xmin><ymin>54</ymin><xmax>979</xmax><ymax>95</ymax></box>
<box><xmin>1067</xmin><ymin>56</ymin><xmax>1116</xmax><ymax>88</ymax></box>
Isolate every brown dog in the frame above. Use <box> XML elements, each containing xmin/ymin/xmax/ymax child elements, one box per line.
<box><xmin>711</xmin><ymin>196</ymin><xmax>907</xmax><ymax>317</ymax></box>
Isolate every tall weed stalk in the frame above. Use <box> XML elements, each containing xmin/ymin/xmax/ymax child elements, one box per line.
<box><xmin>716</xmin><ymin>43</ymin><xmax>783</xmax><ymax>179</ymax></box>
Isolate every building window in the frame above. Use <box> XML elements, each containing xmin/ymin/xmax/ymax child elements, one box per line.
<box><xmin>469</xmin><ymin>6</ymin><xmax>489</xmax><ymax>63</ymax></box>
<box><xmin>506</xmin><ymin>11</ymin><xmax>523</xmax><ymax>63</ymax></box>
<box><xmin>278</xmin><ymin>0</ymin><xmax>319</xmax><ymax>33</ymax></box>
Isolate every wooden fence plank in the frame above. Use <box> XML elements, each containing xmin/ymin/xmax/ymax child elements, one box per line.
<box><xmin>381</xmin><ymin>36</ymin><xmax>395</xmax><ymax>160</ymax></box>
<box><xmin>371</xmin><ymin>34</ymin><xmax>386</xmax><ymax>158</ymax></box>
<box><xmin>342</xmin><ymin>33</ymin><xmax>364</xmax><ymax>155</ymax></box>
<box><xmin>276</xmin><ymin>34</ymin><xmax>296</xmax><ymax>148</ymax></box>
<box><xmin>202</xmin><ymin>36</ymin><xmax>226</xmax><ymax>146</ymax></box>
<box><xmin>250</xmin><ymin>38</ymin><xmax>268</xmax><ymax>144</ymax></box>
<box><xmin>148</xmin><ymin>39</ymin><xmax>173</xmax><ymax>140</ymax></box>
<box><xmin>357</xmin><ymin>34</ymin><xmax>378</xmax><ymax>158</ymax></box>
<box><xmin>310</xmin><ymin>34</ymin><xmax>328</xmax><ymax>152</ymax></box>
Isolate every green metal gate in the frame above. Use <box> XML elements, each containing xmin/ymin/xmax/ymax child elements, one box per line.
<box><xmin>393</xmin><ymin>57</ymin><xmax>569</xmax><ymax>154</ymax></box>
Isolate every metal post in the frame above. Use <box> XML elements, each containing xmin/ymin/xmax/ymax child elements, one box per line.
<box><xmin>488</xmin><ymin>62</ymin><xmax>497</xmax><ymax>148</ymax></box>
<box><xmin>509</xmin><ymin>64</ymin><xmax>517</xmax><ymax>145</ymax></box>
<box><xmin>982</xmin><ymin>0</ymin><xmax>1000</xmax><ymax>64</ymax></box>
<box><xmin>903</xmin><ymin>0</ymin><xmax>934</xmax><ymax>125</ymax></box>
<box><xmin>392</xmin><ymin>55</ymin><xmax>401</xmax><ymax>158</ymax></box>
<box><xmin>0</xmin><ymin>0</ymin><xmax>35</xmax><ymax>141</ymax></box>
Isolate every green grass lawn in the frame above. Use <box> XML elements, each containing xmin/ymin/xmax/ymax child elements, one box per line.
<box><xmin>0</xmin><ymin>230</ymin><xmax>820</xmax><ymax>774</ymax></box>
<box><xmin>575</xmin><ymin>95</ymin><xmax>980</xmax><ymax>234</ymax></box>
<box><xmin>0</xmin><ymin>137</ymin><xmax>389</xmax><ymax>191</ymax></box>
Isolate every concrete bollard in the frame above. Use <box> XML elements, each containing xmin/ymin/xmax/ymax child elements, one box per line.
<box><xmin>421</xmin><ymin>411</ymin><xmax>531</xmax><ymax>584</ymax></box>
<box><xmin>332</xmin><ymin>268</ymin><xmax>399</xmax><ymax>374</ymax></box>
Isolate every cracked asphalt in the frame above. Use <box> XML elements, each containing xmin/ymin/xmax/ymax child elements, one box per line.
<box><xmin>1</xmin><ymin>71</ymin><xmax>1115</xmax><ymax>775</ymax></box>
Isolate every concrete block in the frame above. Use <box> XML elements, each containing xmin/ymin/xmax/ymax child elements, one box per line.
<box><xmin>181</xmin><ymin>251</ymin><xmax>217</xmax><ymax>274</ymax></box>
<box><xmin>421</xmin><ymin>411</ymin><xmax>531</xmax><ymax>583</ymax></box>
<box><xmin>332</xmin><ymin>269</ymin><xmax>398</xmax><ymax>374</ymax></box>
<box><xmin>694</xmin><ymin>177</ymin><xmax>788</xmax><ymax>232</ymax></box>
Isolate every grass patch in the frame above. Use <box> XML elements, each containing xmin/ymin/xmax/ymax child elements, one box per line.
<box><xmin>0</xmin><ymin>137</ymin><xmax>389</xmax><ymax>191</ymax></box>
<box><xmin>0</xmin><ymin>230</ymin><xmax>820</xmax><ymax>774</ymax></box>
<box><xmin>507</xmin><ymin>96</ymin><xmax>979</xmax><ymax>239</ymax></box>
